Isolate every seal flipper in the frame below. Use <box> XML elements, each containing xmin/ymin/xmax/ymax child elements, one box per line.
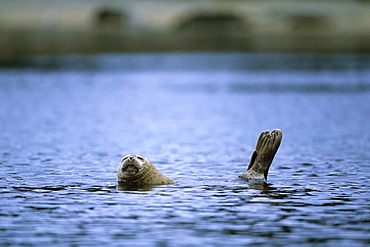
<box><xmin>239</xmin><ymin>129</ymin><xmax>282</xmax><ymax>181</ymax></box>
<box><xmin>247</xmin><ymin>150</ymin><xmax>258</xmax><ymax>171</ymax></box>
<box><xmin>263</xmin><ymin>129</ymin><xmax>282</xmax><ymax>180</ymax></box>
<box><xmin>247</xmin><ymin>130</ymin><xmax>269</xmax><ymax>171</ymax></box>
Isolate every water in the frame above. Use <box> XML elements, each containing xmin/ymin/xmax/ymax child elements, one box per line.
<box><xmin>1</xmin><ymin>53</ymin><xmax>369</xmax><ymax>246</ymax></box>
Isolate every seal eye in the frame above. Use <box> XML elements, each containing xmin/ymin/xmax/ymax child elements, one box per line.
<box><xmin>137</xmin><ymin>156</ymin><xmax>145</xmax><ymax>162</ymax></box>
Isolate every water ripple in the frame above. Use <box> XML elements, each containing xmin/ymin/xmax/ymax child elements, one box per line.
<box><xmin>1</xmin><ymin>53</ymin><xmax>369</xmax><ymax>246</ymax></box>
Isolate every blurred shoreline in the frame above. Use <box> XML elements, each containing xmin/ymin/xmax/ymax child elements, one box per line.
<box><xmin>1</xmin><ymin>0</ymin><xmax>370</xmax><ymax>56</ymax></box>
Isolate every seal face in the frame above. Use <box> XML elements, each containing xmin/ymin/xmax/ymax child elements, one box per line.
<box><xmin>239</xmin><ymin>129</ymin><xmax>283</xmax><ymax>181</ymax></box>
<box><xmin>117</xmin><ymin>154</ymin><xmax>175</xmax><ymax>185</ymax></box>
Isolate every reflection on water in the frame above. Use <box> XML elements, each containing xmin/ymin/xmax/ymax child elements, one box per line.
<box><xmin>0</xmin><ymin>53</ymin><xmax>369</xmax><ymax>246</ymax></box>
<box><xmin>117</xmin><ymin>184</ymin><xmax>164</xmax><ymax>192</ymax></box>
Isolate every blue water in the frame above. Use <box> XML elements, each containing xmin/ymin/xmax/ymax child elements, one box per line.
<box><xmin>1</xmin><ymin>53</ymin><xmax>370</xmax><ymax>246</ymax></box>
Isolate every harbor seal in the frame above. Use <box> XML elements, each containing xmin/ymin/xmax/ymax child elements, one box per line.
<box><xmin>117</xmin><ymin>154</ymin><xmax>175</xmax><ymax>185</ymax></box>
<box><xmin>117</xmin><ymin>129</ymin><xmax>282</xmax><ymax>185</ymax></box>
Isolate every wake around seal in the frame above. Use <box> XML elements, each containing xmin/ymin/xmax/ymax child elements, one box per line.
<box><xmin>117</xmin><ymin>129</ymin><xmax>282</xmax><ymax>185</ymax></box>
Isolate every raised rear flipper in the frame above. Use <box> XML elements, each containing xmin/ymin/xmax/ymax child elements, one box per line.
<box><xmin>239</xmin><ymin>129</ymin><xmax>282</xmax><ymax>181</ymax></box>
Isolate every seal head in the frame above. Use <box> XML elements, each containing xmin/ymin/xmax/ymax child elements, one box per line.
<box><xmin>120</xmin><ymin>154</ymin><xmax>145</xmax><ymax>177</ymax></box>
<box><xmin>117</xmin><ymin>154</ymin><xmax>175</xmax><ymax>185</ymax></box>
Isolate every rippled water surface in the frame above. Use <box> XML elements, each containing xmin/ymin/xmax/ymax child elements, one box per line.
<box><xmin>1</xmin><ymin>53</ymin><xmax>370</xmax><ymax>246</ymax></box>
